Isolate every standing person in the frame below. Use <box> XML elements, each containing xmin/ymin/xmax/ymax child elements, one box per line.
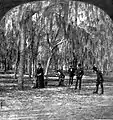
<box><xmin>34</xmin><ymin>63</ymin><xmax>45</xmax><ymax>88</ymax></box>
<box><xmin>57</xmin><ymin>69</ymin><xmax>65</xmax><ymax>86</ymax></box>
<box><xmin>75</xmin><ymin>63</ymin><xmax>84</xmax><ymax>90</ymax></box>
<box><xmin>68</xmin><ymin>65</ymin><xmax>75</xmax><ymax>86</ymax></box>
<box><xmin>93</xmin><ymin>66</ymin><xmax>104</xmax><ymax>94</ymax></box>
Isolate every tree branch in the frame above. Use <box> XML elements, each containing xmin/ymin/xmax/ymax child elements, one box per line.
<box><xmin>54</xmin><ymin>28</ymin><xmax>60</xmax><ymax>41</ymax></box>
<box><xmin>47</xmin><ymin>33</ymin><xmax>53</xmax><ymax>49</ymax></box>
<box><xmin>51</xmin><ymin>39</ymin><xmax>66</xmax><ymax>52</ymax></box>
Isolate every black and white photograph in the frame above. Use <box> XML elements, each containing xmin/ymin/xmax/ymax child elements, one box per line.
<box><xmin>0</xmin><ymin>0</ymin><xmax>113</xmax><ymax>119</ymax></box>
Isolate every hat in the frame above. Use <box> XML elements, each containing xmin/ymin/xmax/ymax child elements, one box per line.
<box><xmin>78</xmin><ymin>63</ymin><xmax>81</xmax><ymax>67</ymax></box>
<box><xmin>93</xmin><ymin>66</ymin><xmax>97</xmax><ymax>71</ymax></box>
<box><xmin>38</xmin><ymin>63</ymin><xmax>41</xmax><ymax>66</ymax></box>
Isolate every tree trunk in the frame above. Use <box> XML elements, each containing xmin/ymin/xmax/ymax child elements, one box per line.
<box><xmin>28</xmin><ymin>53</ymin><xmax>32</xmax><ymax>79</ymax></box>
<box><xmin>32</xmin><ymin>58</ymin><xmax>35</xmax><ymax>77</ymax></box>
<box><xmin>14</xmin><ymin>47</ymin><xmax>19</xmax><ymax>78</ymax></box>
<box><xmin>18</xmin><ymin>22</ymin><xmax>26</xmax><ymax>90</ymax></box>
<box><xmin>4</xmin><ymin>57</ymin><xmax>7</xmax><ymax>73</ymax></box>
<box><xmin>44</xmin><ymin>55</ymin><xmax>52</xmax><ymax>86</ymax></box>
<box><xmin>44</xmin><ymin>39</ymin><xmax>66</xmax><ymax>86</ymax></box>
<box><xmin>44</xmin><ymin>55</ymin><xmax>52</xmax><ymax>76</ymax></box>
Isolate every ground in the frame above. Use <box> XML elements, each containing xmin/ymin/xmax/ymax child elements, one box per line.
<box><xmin>0</xmin><ymin>75</ymin><xmax>113</xmax><ymax>120</ymax></box>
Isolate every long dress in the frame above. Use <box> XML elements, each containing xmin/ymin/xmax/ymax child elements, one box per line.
<box><xmin>36</xmin><ymin>67</ymin><xmax>45</xmax><ymax>88</ymax></box>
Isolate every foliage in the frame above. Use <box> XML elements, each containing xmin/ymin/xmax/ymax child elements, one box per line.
<box><xmin>0</xmin><ymin>0</ymin><xmax>113</xmax><ymax>74</ymax></box>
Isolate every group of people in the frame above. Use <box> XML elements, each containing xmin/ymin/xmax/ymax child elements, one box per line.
<box><xmin>68</xmin><ymin>63</ymin><xmax>84</xmax><ymax>90</ymax></box>
<box><xmin>57</xmin><ymin>63</ymin><xmax>84</xmax><ymax>90</ymax></box>
<box><xmin>68</xmin><ymin>64</ymin><xmax>104</xmax><ymax>94</ymax></box>
<box><xmin>33</xmin><ymin>63</ymin><xmax>104</xmax><ymax>94</ymax></box>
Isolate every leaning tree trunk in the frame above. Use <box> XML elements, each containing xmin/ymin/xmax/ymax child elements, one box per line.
<box><xmin>18</xmin><ymin>21</ymin><xmax>26</xmax><ymax>90</ymax></box>
<box><xmin>44</xmin><ymin>55</ymin><xmax>52</xmax><ymax>76</ymax></box>
<box><xmin>44</xmin><ymin>55</ymin><xmax>52</xmax><ymax>86</ymax></box>
<box><xmin>44</xmin><ymin>39</ymin><xmax>66</xmax><ymax>86</ymax></box>
<box><xmin>45</xmin><ymin>40</ymin><xmax>65</xmax><ymax>76</ymax></box>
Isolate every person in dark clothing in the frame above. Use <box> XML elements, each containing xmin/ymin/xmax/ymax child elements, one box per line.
<box><xmin>68</xmin><ymin>65</ymin><xmax>75</xmax><ymax>85</ymax></box>
<box><xmin>93</xmin><ymin>66</ymin><xmax>104</xmax><ymax>94</ymax></box>
<box><xmin>34</xmin><ymin>63</ymin><xmax>45</xmax><ymax>88</ymax></box>
<box><xmin>75</xmin><ymin>63</ymin><xmax>84</xmax><ymax>90</ymax></box>
<box><xmin>57</xmin><ymin>69</ymin><xmax>65</xmax><ymax>86</ymax></box>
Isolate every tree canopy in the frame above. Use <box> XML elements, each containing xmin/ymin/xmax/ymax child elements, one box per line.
<box><xmin>0</xmin><ymin>1</ymin><xmax>113</xmax><ymax>80</ymax></box>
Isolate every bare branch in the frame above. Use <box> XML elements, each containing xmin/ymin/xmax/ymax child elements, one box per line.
<box><xmin>51</xmin><ymin>39</ymin><xmax>66</xmax><ymax>52</ymax></box>
<box><xmin>54</xmin><ymin>28</ymin><xmax>60</xmax><ymax>41</ymax></box>
<box><xmin>47</xmin><ymin>33</ymin><xmax>53</xmax><ymax>49</ymax></box>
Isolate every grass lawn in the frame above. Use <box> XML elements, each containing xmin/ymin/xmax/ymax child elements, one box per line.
<box><xmin>0</xmin><ymin>76</ymin><xmax>113</xmax><ymax>120</ymax></box>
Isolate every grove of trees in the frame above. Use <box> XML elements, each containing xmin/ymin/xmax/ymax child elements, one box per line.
<box><xmin>0</xmin><ymin>1</ymin><xmax>113</xmax><ymax>89</ymax></box>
